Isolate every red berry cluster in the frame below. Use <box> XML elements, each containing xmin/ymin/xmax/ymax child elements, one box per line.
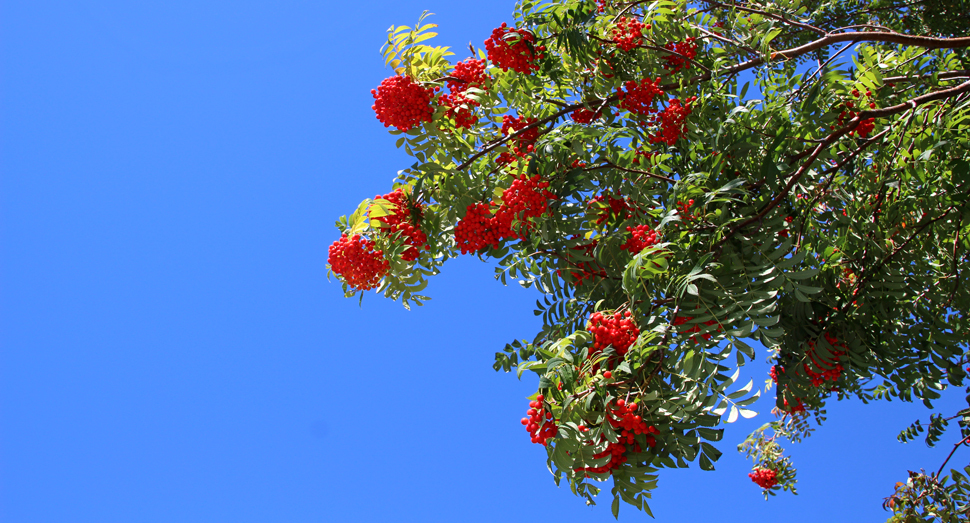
<box><xmin>588</xmin><ymin>193</ymin><xmax>632</xmax><ymax>225</ymax></box>
<box><xmin>783</xmin><ymin>396</ymin><xmax>807</xmax><ymax>413</ymax></box>
<box><xmin>485</xmin><ymin>24</ymin><xmax>544</xmax><ymax>74</ymax></box>
<box><xmin>496</xmin><ymin>174</ymin><xmax>555</xmax><ymax>236</ymax></box>
<box><xmin>804</xmin><ymin>332</ymin><xmax>846</xmax><ymax>386</ymax></box>
<box><xmin>453</xmin><ymin>202</ymin><xmax>510</xmax><ymax>254</ymax></box>
<box><xmin>612</xmin><ymin>17</ymin><xmax>649</xmax><ymax>52</ymax></box>
<box><xmin>778</xmin><ymin>215</ymin><xmax>794</xmax><ymax>238</ymax></box>
<box><xmin>609</xmin><ymin>399</ymin><xmax>659</xmax><ymax>448</ymax></box>
<box><xmin>855</xmin><ymin>117</ymin><xmax>876</xmax><ymax>138</ymax></box>
<box><xmin>327</xmin><ymin>234</ymin><xmax>390</xmax><ymax>291</ymax></box>
<box><xmin>617</xmin><ymin>78</ymin><xmax>664</xmax><ymax>116</ymax></box>
<box><xmin>447</xmin><ymin>58</ymin><xmax>489</xmax><ymax>93</ymax></box>
<box><xmin>662</xmin><ymin>37</ymin><xmax>698</xmax><ymax>71</ymax></box>
<box><xmin>497</xmin><ymin>115</ymin><xmax>540</xmax><ymax>164</ymax></box>
<box><xmin>582</xmin><ymin>436</ymin><xmax>630</xmax><ymax>475</ymax></box>
<box><xmin>632</xmin><ymin>150</ymin><xmax>658</xmax><ymax>165</ymax></box>
<box><xmin>672</xmin><ymin>315</ymin><xmax>719</xmax><ymax>342</ymax></box>
<box><xmin>651</xmin><ymin>97</ymin><xmax>696</xmax><ymax>145</ymax></box>
<box><xmin>441</xmin><ymin>58</ymin><xmax>490</xmax><ymax>129</ymax></box>
<box><xmin>520</xmin><ymin>395</ymin><xmax>557</xmax><ymax>445</ymax></box>
<box><xmin>372</xmin><ymin>189</ymin><xmax>429</xmax><ymax>262</ymax></box>
<box><xmin>676</xmin><ymin>198</ymin><xmax>697</xmax><ymax>221</ymax></box>
<box><xmin>371</xmin><ymin>75</ymin><xmax>435</xmax><ymax>131</ymax></box>
<box><xmin>440</xmin><ymin>92</ymin><xmax>478</xmax><ymax>129</ymax></box>
<box><xmin>773</xmin><ymin>366</ymin><xmax>809</xmax><ymax>413</ymax></box>
<box><xmin>454</xmin><ymin>175</ymin><xmax>555</xmax><ymax>254</ymax></box>
<box><xmin>588</xmin><ymin>310</ymin><xmax>640</xmax><ymax>356</ymax></box>
<box><xmin>581</xmin><ymin>400</ymin><xmax>657</xmax><ymax>476</ymax></box>
<box><xmin>834</xmin><ymin>89</ymin><xmax>878</xmax><ymax>137</ymax></box>
<box><xmin>571</xmin><ymin>107</ymin><xmax>602</xmax><ymax>124</ymax></box>
<box><xmin>619</xmin><ymin>224</ymin><xmax>660</xmax><ymax>253</ymax></box>
<box><xmin>596</xmin><ymin>0</ymin><xmax>608</xmax><ymax>13</ymax></box>
<box><xmin>502</xmin><ymin>115</ymin><xmax>540</xmax><ymax>144</ymax></box>
<box><xmin>749</xmin><ymin>468</ymin><xmax>778</xmax><ymax>489</ymax></box>
<box><xmin>566</xmin><ymin>238</ymin><xmax>606</xmax><ymax>287</ymax></box>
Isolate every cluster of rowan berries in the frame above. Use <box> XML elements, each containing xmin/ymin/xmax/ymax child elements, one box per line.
<box><xmin>327</xmin><ymin>234</ymin><xmax>390</xmax><ymax>291</ymax></box>
<box><xmin>834</xmin><ymin>89</ymin><xmax>878</xmax><ymax>137</ymax></box>
<box><xmin>772</xmin><ymin>332</ymin><xmax>846</xmax><ymax>413</ymax></box>
<box><xmin>521</xmin><ymin>395</ymin><xmax>558</xmax><ymax>445</ymax></box>
<box><xmin>612</xmin><ymin>17</ymin><xmax>649</xmax><ymax>52</ymax></box>
<box><xmin>372</xmin><ymin>189</ymin><xmax>429</xmax><ymax>262</ymax></box>
<box><xmin>749</xmin><ymin>468</ymin><xmax>778</xmax><ymax>489</ymax></box>
<box><xmin>773</xmin><ymin>366</ymin><xmax>809</xmax><ymax>413</ymax></box>
<box><xmin>582</xmin><ymin>436</ymin><xmax>631</xmax><ymax>475</ymax></box>
<box><xmin>588</xmin><ymin>310</ymin><xmax>640</xmax><ymax>356</ymax></box>
<box><xmin>609</xmin><ymin>399</ymin><xmax>659</xmax><ymax>448</ymax></box>
<box><xmin>619</xmin><ymin>224</ymin><xmax>660</xmax><ymax>253</ymax></box>
<box><xmin>632</xmin><ymin>150</ymin><xmax>658</xmax><ymax>165</ymax></box>
<box><xmin>497</xmin><ymin>115</ymin><xmax>540</xmax><ymax>164</ymax></box>
<box><xmin>485</xmin><ymin>24</ymin><xmax>544</xmax><ymax>74</ymax></box>
<box><xmin>663</xmin><ymin>37</ymin><xmax>698</xmax><ymax>71</ymax></box>
<box><xmin>854</xmin><ymin>117</ymin><xmax>876</xmax><ymax>138</ymax></box>
<box><xmin>676</xmin><ymin>198</ymin><xmax>697</xmax><ymax>221</ymax></box>
<box><xmin>439</xmin><ymin>92</ymin><xmax>476</xmax><ymax>129</ymax></box>
<box><xmin>496</xmin><ymin>174</ymin><xmax>556</xmax><ymax>236</ymax></box>
<box><xmin>651</xmin><ymin>97</ymin><xmax>696</xmax><ymax>145</ymax></box>
<box><xmin>454</xmin><ymin>175</ymin><xmax>555</xmax><ymax>253</ymax></box>
<box><xmin>783</xmin><ymin>396</ymin><xmax>807</xmax><ymax>413</ymax></box>
<box><xmin>441</xmin><ymin>58</ymin><xmax>490</xmax><ymax>129</ymax></box>
<box><xmin>804</xmin><ymin>332</ymin><xmax>846</xmax><ymax>386</ymax></box>
<box><xmin>571</xmin><ymin>107</ymin><xmax>602</xmax><ymax>124</ymax></box>
<box><xmin>564</xmin><ymin>237</ymin><xmax>606</xmax><ymax>287</ymax></box>
<box><xmin>596</xmin><ymin>0</ymin><xmax>608</xmax><ymax>12</ymax></box>
<box><xmin>447</xmin><ymin>58</ymin><xmax>488</xmax><ymax>92</ymax></box>
<box><xmin>836</xmin><ymin>107</ymin><xmax>877</xmax><ymax>138</ymax></box>
<box><xmin>588</xmin><ymin>193</ymin><xmax>632</xmax><ymax>225</ymax></box>
<box><xmin>371</xmin><ymin>75</ymin><xmax>436</xmax><ymax>131</ymax></box>
<box><xmin>617</xmin><ymin>78</ymin><xmax>664</xmax><ymax>116</ymax></box>
<box><xmin>580</xmin><ymin>400</ymin><xmax>658</xmax><ymax>476</ymax></box>
<box><xmin>778</xmin><ymin>215</ymin><xmax>795</xmax><ymax>238</ymax></box>
<box><xmin>672</xmin><ymin>314</ymin><xmax>719</xmax><ymax>342</ymax></box>
<box><xmin>454</xmin><ymin>202</ymin><xmax>510</xmax><ymax>254</ymax></box>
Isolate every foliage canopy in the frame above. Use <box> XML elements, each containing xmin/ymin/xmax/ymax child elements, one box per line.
<box><xmin>329</xmin><ymin>0</ymin><xmax>970</xmax><ymax>519</ymax></box>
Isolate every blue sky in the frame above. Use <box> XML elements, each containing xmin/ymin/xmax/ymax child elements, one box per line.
<box><xmin>2</xmin><ymin>1</ymin><xmax>966</xmax><ymax>521</ymax></box>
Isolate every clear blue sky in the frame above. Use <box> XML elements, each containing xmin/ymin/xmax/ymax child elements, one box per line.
<box><xmin>2</xmin><ymin>1</ymin><xmax>965</xmax><ymax>521</ymax></box>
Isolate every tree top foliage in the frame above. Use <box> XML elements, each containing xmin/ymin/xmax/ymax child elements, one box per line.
<box><xmin>328</xmin><ymin>0</ymin><xmax>970</xmax><ymax>519</ymax></box>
